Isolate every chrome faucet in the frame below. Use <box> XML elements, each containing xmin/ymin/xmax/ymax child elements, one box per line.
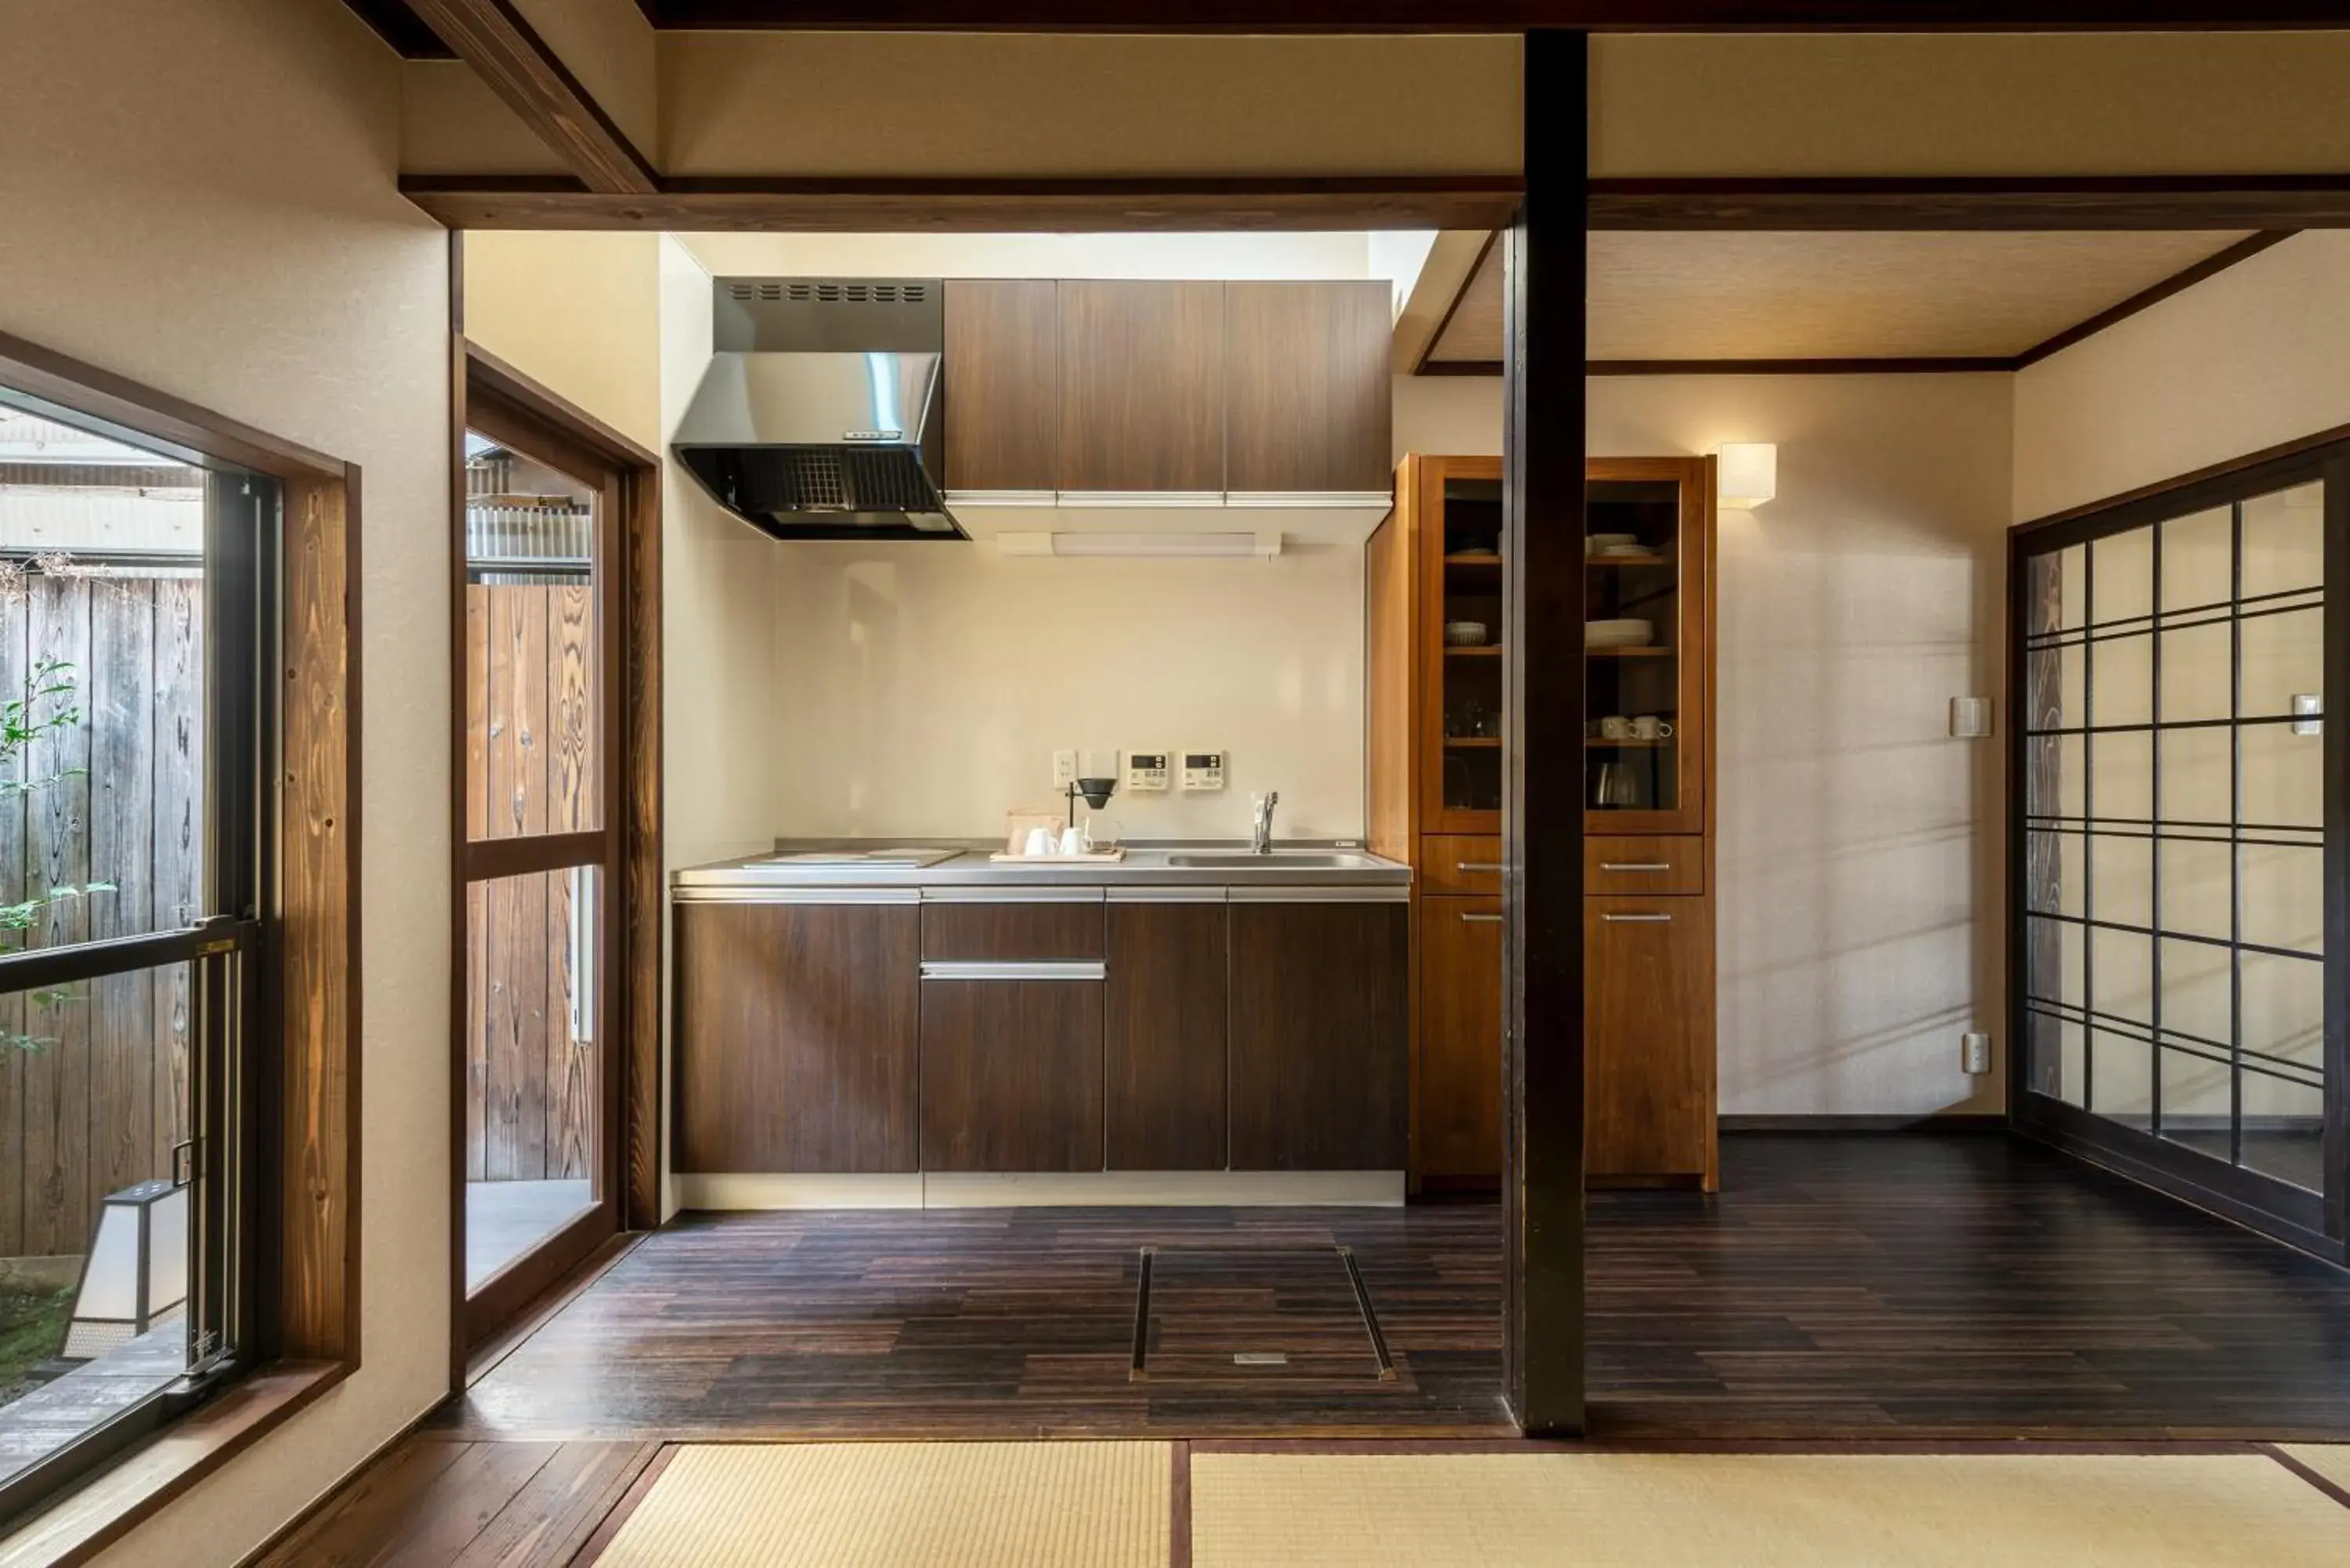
<box><xmin>1250</xmin><ymin>791</ymin><xmax>1280</xmax><ymax>854</ymax></box>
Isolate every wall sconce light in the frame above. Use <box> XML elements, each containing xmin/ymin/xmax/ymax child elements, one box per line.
<box><xmin>62</xmin><ymin>1179</ymin><xmax>186</xmax><ymax>1360</ymax></box>
<box><xmin>1717</xmin><ymin>443</ymin><xmax>1778</xmax><ymax>511</ymax></box>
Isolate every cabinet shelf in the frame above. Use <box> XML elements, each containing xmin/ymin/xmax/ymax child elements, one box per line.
<box><xmin>1586</xmin><ymin>553</ymin><xmax>1671</xmax><ymax>569</ymax></box>
<box><xmin>1444</xmin><ymin>645</ymin><xmax>1503</xmax><ymax>657</ymax></box>
<box><xmin>1444</xmin><ymin>552</ymin><xmax>1504</xmax><ymax>567</ymax></box>
<box><xmin>1586</xmin><ymin>645</ymin><xmax>1674</xmax><ymax>658</ymax></box>
<box><xmin>1585</xmin><ymin>738</ymin><xmax>1673</xmax><ymax>749</ymax></box>
<box><xmin>1444</xmin><ymin>736</ymin><xmax>1502</xmax><ymax>748</ymax></box>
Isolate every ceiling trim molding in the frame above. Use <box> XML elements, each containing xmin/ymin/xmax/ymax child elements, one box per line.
<box><xmin>396</xmin><ymin>174</ymin><xmax>1527</xmax><ymax>230</ymax></box>
<box><xmin>403</xmin><ymin>0</ymin><xmax>660</xmax><ymax>194</ymax></box>
<box><xmin>2008</xmin><ymin>229</ymin><xmax>2297</xmax><ymax>367</ymax></box>
<box><xmin>1588</xmin><ymin>177</ymin><xmax>2350</xmax><ymax>231</ymax></box>
<box><xmin>1415</xmin><ymin>226</ymin><xmax>2305</xmax><ymax>377</ymax></box>
<box><xmin>627</xmin><ymin>2</ymin><xmax>2350</xmax><ymax>28</ymax></box>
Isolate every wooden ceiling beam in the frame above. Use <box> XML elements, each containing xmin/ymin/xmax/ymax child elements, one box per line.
<box><xmin>628</xmin><ymin>2</ymin><xmax>2350</xmax><ymax>29</ymax></box>
<box><xmin>404</xmin><ymin>0</ymin><xmax>659</xmax><ymax>194</ymax></box>
<box><xmin>1589</xmin><ymin>178</ymin><xmax>2350</xmax><ymax>231</ymax></box>
<box><xmin>396</xmin><ymin>175</ymin><xmax>1527</xmax><ymax>231</ymax></box>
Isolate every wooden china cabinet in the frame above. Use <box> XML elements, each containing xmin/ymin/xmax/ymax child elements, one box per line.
<box><xmin>1368</xmin><ymin>453</ymin><xmax>1718</xmax><ymax>1194</ymax></box>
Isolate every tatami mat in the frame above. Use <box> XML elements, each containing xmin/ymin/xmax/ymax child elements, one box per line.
<box><xmin>592</xmin><ymin>1442</ymin><xmax>1170</xmax><ymax>1568</ymax></box>
<box><xmin>2280</xmin><ymin>1443</ymin><xmax>2350</xmax><ymax>1494</ymax></box>
<box><xmin>1189</xmin><ymin>1452</ymin><xmax>2350</xmax><ymax>1568</ymax></box>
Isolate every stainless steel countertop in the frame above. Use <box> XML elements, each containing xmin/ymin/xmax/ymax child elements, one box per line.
<box><xmin>671</xmin><ymin>837</ymin><xmax>1411</xmax><ymax>898</ymax></box>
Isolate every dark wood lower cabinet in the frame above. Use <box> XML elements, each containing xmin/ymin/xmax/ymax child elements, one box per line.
<box><xmin>1419</xmin><ymin>894</ymin><xmax>1504</xmax><ymax>1183</ymax></box>
<box><xmin>1228</xmin><ymin>901</ymin><xmax>1408</xmax><ymax>1170</ymax></box>
<box><xmin>920</xmin><ymin>978</ymin><xmax>1106</xmax><ymax>1171</ymax></box>
<box><xmin>673</xmin><ymin>901</ymin><xmax>920</xmax><ymax>1173</ymax></box>
<box><xmin>1585</xmin><ymin>894</ymin><xmax>1715</xmax><ymax>1183</ymax></box>
<box><xmin>1106</xmin><ymin>901</ymin><xmax>1228</xmax><ymax>1170</ymax></box>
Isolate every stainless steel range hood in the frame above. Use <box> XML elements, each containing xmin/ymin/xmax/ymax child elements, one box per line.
<box><xmin>672</xmin><ymin>278</ymin><xmax>966</xmax><ymax>541</ymax></box>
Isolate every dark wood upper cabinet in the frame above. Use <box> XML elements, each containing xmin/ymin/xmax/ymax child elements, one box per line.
<box><xmin>943</xmin><ymin>279</ymin><xmax>1058</xmax><ymax>493</ymax></box>
<box><xmin>1057</xmin><ymin>280</ymin><xmax>1225</xmax><ymax>493</ymax></box>
<box><xmin>1224</xmin><ymin>281</ymin><xmax>1393</xmax><ymax>495</ymax></box>
<box><xmin>1228</xmin><ymin>901</ymin><xmax>1408</xmax><ymax>1171</ymax></box>
<box><xmin>920</xmin><ymin>978</ymin><xmax>1106</xmax><ymax>1172</ymax></box>
<box><xmin>673</xmin><ymin>901</ymin><xmax>920</xmax><ymax>1173</ymax></box>
<box><xmin>1106</xmin><ymin>901</ymin><xmax>1228</xmax><ymax>1171</ymax></box>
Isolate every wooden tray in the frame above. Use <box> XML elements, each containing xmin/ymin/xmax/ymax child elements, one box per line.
<box><xmin>989</xmin><ymin>847</ymin><xmax>1128</xmax><ymax>864</ymax></box>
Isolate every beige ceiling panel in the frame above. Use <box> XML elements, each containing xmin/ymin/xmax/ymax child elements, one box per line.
<box><xmin>658</xmin><ymin>32</ymin><xmax>1522</xmax><ymax>179</ymax></box>
<box><xmin>1427</xmin><ymin>231</ymin><xmax>2258</xmax><ymax>365</ymax></box>
<box><xmin>1594</xmin><ymin>33</ymin><xmax>2350</xmax><ymax>179</ymax></box>
<box><xmin>509</xmin><ymin>0</ymin><xmax>660</xmax><ymax>164</ymax></box>
<box><xmin>401</xmin><ymin>60</ymin><xmax>570</xmax><ymax>177</ymax></box>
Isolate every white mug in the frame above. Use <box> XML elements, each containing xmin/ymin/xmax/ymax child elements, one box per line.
<box><xmin>1597</xmin><ymin>715</ymin><xmax>1632</xmax><ymax>739</ymax></box>
<box><xmin>1058</xmin><ymin>825</ymin><xmax>1091</xmax><ymax>856</ymax></box>
<box><xmin>1024</xmin><ymin>826</ymin><xmax>1055</xmax><ymax>857</ymax></box>
<box><xmin>1631</xmin><ymin>715</ymin><xmax>1674</xmax><ymax>740</ymax></box>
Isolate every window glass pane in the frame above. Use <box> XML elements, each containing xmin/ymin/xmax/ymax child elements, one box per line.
<box><xmin>2160</xmin><ymin>506</ymin><xmax>2232</xmax><ymax>612</ymax></box>
<box><xmin>2</xmin><ymin>410</ymin><xmax>212</xmax><ymax>952</ymax></box>
<box><xmin>0</xmin><ymin>959</ymin><xmax>194</xmax><ymax>1490</ymax></box>
<box><xmin>2026</xmin><ymin>734</ymin><xmax>2084</xmax><ymax>820</ymax></box>
<box><xmin>2155</xmin><ymin>620</ymin><xmax>2231</xmax><ymax>724</ymax></box>
<box><xmin>2159</xmin><ymin>1043</ymin><xmax>2232</xmax><ymax>1165</ymax></box>
<box><xmin>2088</xmin><ymin>833</ymin><xmax>2151</xmax><ymax>930</ymax></box>
<box><xmin>2053</xmin><ymin>543</ymin><xmax>2088</xmax><ymax>631</ymax></box>
<box><xmin>2091</xmin><ymin>1031</ymin><xmax>2153</xmax><ymax>1131</ymax></box>
<box><xmin>2157</xmin><ymin>839</ymin><xmax>2232</xmax><ymax>941</ymax></box>
<box><xmin>2088</xmin><ymin>730</ymin><xmax>2151</xmax><ymax>823</ymax></box>
<box><xmin>2239</xmin><ymin>605</ymin><xmax>2321</xmax><ymax>719</ymax></box>
<box><xmin>2239</xmin><ymin>481</ymin><xmax>2323</xmax><ymax>599</ymax></box>
<box><xmin>2091</xmin><ymin>925</ymin><xmax>2153</xmax><ymax>1028</ymax></box>
<box><xmin>2158</xmin><ymin>936</ymin><xmax>2231</xmax><ymax>1048</ymax></box>
<box><xmin>2026</xmin><ymin>914</ymin><xmax>2082</xmax><ymax>1009</ymax></box>
<box><xmin>2240</xmin><ymin>843</ymin><xmax>2322</xmax><ymax>956</ymax></box>
<box><xmin>2023</xmin><ymin>830</ymin><xmax>2081</xmax><ymax>917</ymax></box>
<box><xmin>465</xmin><ymin>432</ymin><xmax>601</xmax><ymax>840</ymax></box>
<box><xmin>2089</xmin><ymin>525</ymin><xmax>2153</xmax><ymax>627</ymax></box>
<box><xmin>2088</xmin><ymin>629</ymin><xmax>2152</xmax><ymax>728</ymax></box>
<box><xmin>467</xmin><ymin>864</ymin><xmax>601</xmax><ymax>1293</ymax></box>
<box><xmin>2240</xmin><ymin>721</ymin><xmax>2320</xmax><ymax>830</ymax></box>
<box><xmin>2023</xmin><ymin>643</ymin><xmax>2084</xmax><ymax>731</ymax></box>
<box><xmin>2238</xmin><ymin>948</ymin><xmax>2323</xmax><ymax>1193</ymax></box>
<box><xmin>2157</xmin><ymin>725</ymin><xmax>2231</xmax><ymax>827</ymax></box>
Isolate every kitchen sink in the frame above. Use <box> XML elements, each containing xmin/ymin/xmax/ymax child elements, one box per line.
<box><xmin>1162</xmin><ymin>852</ymin><xmax>1379</xmax><ymax>870</ymax></box>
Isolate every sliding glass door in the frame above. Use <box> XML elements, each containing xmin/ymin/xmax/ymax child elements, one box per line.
<box><xmin>2013</xmin><ymin>442</ymin><xmax>2345</xmax><ymax>1259</ymax></box>
<box><xmin>457</xmin><ymin>382</ymin><xmax>624</xmax><ymax>1344</ymax></box>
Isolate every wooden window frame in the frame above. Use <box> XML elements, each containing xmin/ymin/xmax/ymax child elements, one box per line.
<box><xmin>0</xmin><ymin>331</ymin><xmax>360</xmax><ymax>1565</ymax></box>
<box><xmin>447</xmin><ymin>333</ymin><xmax>662</xmax><ymax>1383</ymax></box>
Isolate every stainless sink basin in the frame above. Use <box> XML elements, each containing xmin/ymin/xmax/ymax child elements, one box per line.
<box><xmin>1162</xmin><ymin>852</ymin><xmax>1378</xmax><ymax>870</ymax></box>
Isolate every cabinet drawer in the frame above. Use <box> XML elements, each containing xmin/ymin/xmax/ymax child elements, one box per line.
<box><xmin>1422</xmin><ymin>835</ymin><xmax>1504</xmax><ymax>896</ymax></box>
<box><xmin>920</xmin><ymin>898</ymin><xmax>1105</xmax><ymax>961</ymax></box>
<box><xmin>1583</xmin><ymin>836</ymin><xmax>1703</xmax><ymax>898</ymax></box>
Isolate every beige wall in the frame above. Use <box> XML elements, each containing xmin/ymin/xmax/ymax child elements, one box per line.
<box><xmin>2013</xmin><ymin>232</ymin><xmax>2350</xmax><ymax>522</ymax></box>
<box><xmin>1398</xmin><ymin>371</ymin><xmax>2016</xmax><ymax>1118</ymax></box>
<box><xmin>0</xmin><ymin>1</ymin><xmax>451</xmax><ymax>1563</ymax></box>
<box><xmin>463</xmin><ymin>230</ymin><xmax>664</xmax><ymax>450</ymax></box>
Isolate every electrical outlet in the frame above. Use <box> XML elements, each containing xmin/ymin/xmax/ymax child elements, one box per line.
<box><xmin>1051</xmin><ymin>750</ymin><xmax>1077</xmax><ymax>790</ymax></box>
<box><xmin>1961</xmin><ymin>1031</ymin><xmax>1993</xmax><ymax>1075</ymax></box>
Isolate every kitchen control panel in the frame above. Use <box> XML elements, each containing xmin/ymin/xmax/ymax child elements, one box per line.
<box><xmin>1124</xmin><ymin>750</ymin><xmax>1170</xmax><ymax>792</ymax></box>
<box><xmin>1180</xmin><ymin>749</ymin><xmax>1226</xmax><ymax>791</ymax></box>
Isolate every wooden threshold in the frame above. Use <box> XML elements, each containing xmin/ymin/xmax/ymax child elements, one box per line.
<box><xmin>0</xmin><ymin>1364</ymin><xmax>343</xmax><ymax>1568</ymax></box>
<box><xmin>465</xmin><ymin>1231</ymin><xmax>645</xmax><ymax>1389</ymax></box>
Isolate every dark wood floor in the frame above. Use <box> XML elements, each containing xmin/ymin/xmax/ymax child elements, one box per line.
<box><xmin>255</xmin><ymin>1133</ymin><xmax>2350</xmax><ymax>1565</ymax></box>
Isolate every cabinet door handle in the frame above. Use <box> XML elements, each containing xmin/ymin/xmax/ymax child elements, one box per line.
<box><xmin>1600</xmin><ymin>912</ymin><xmax>1673</xmax><ymax>923</ymax></box>
<box><xmin>1599</xmin><ymin>862</ymin><xmax>1671</xmax><ymax>873</ymax></box>
<box><xmin>1459</xmin><ymin>912</ymin><xmax>1505</xmax><ymax>924</ymax></box>
<box><xmin>1456</xmin><ymin>861</ymin><xmax>1505</xmax><ymax>873</ymax></box>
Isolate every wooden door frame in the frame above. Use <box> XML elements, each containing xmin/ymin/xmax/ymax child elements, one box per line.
<box><xmin>447</xmin><ymin>265</ymin><xmax>662</xmax><ymax>1384</ymax></box>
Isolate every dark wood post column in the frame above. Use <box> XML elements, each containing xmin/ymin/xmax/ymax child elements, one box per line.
<box><xmin>1503</xmin><ymin>27</ymin><xmax>1589</xmax><ymax>1437</ymax></box>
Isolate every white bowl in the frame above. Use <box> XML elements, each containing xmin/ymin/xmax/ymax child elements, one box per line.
<box><xmin>1585</xmin><ymin>533</ymin><xmax>1637</xmax><ymax>555</ymax></box>
<box><xmin>1444</xmin><ymin>620</ymin><xmax>1489</xmax><ymax>646</ymax></box>
<box><xmin>1585</xmin><ymin>618</ymin><xmax>1654</xmax><ymax>649</ymax></box>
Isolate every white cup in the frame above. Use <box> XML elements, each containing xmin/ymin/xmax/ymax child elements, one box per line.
<box><xmin>1597</xmin><ymin>715</ymin><xmax>1632</xmax><ymax>739</ymax></box>
<box><xmin>1024</xmin><ymin>826</ymin><xmax>1054</xmax><ymax>857</ymax></box>
<box><xmin>1058</xmin><ymin>825</ymin><xmax>1090</xmax><ymax>856</ymax></box>
<box><xmin>1630</xmin><ymin>715</ymin><xmax>1674</xmax><ymax>740</ymax></box>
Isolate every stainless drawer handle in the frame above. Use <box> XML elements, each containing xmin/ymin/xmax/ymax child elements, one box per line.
<box><xmin>1600</xmin><ymin>912</ymin><xmax>1673</xmax><ymax>923</ymax></box>
<box><xmin>919</xmin><ymin>960</ymin><xmax>1105</xmax><ymax>981</ymax></box>
<box><xmin>1600</xmin><ymin>862</ymin><xmax>1671</xmax><ymax>872</ymax></box>
<box><xmin>1459</xmin><ymin>912</ymin><xmax>1505</xmax><ymax>924</ymax></box>
<box><xmin>1456</xmin><ymin>861</ymin><xmax>1505</xmax><ymax>873</ymax></box>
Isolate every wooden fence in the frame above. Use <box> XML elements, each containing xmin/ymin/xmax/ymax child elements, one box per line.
<box><xmin>462</xmin><ymin>582</ymin><xmax>597</xmax><ymax>1185</ymax></box>
<box><xmin>0</xmin><ymin>574</ymin><xmax>595</xmax><ymax>1263</ymax></box>
<box><xmin>0</xmin><ymin>573</ymin><xmax>201</xmax><ymax>1259</ymax></box>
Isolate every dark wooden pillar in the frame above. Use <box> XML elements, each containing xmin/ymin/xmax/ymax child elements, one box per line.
<box><xmin>1502</xmin><ymin>27</ymin><xmax>1589</xmax><ymax>1436</ymax></box>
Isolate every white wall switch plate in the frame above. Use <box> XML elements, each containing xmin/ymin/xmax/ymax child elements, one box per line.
<box><xmin>1961</xmin><ymin>1031</ymin><xmax>1994</xmax><ymax>1075</ymax></box>
<box><xmin>1950</xmin><ymin>697</ymin><xmax>1994</xmax><ymax>739</ymax></box>
<box><xmin>1180</xmin><ymin>749</ymin><xmax>1226</xmax><ymax>791</ymax></box>
<box><xmin>2292</xmin><ymin>692</ymin><xmax>2323</xmax><ymax>737</ymax></box>
<box><xmin>1051</xmin><ymin>750</ymin><xmax>1077</xmax><ymax>790</ymax></box>
<box><xmin>1124</xmin><ymin>750</ymin><xmax>1170</xmax><ymax>792</ymax></box>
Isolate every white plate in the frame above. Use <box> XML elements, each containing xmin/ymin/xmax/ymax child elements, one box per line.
<box><xmin>1585</xmin><ymin>618</ymin><xmax>1654</xmax><ymax>648</ymax></box>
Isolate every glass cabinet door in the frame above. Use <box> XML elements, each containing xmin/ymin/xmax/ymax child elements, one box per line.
<box><xmin>1585</xmin><ymin>458</ymin><xmax>1708</xmax><ymax>835</ymax></box>
<box><xmin>1430</xmin><ymin>466</ymin><xmax>1506</xmax><ymax>829</ymax></box>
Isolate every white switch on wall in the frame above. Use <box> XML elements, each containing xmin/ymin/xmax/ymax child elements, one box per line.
<box><xmin>1950</xmin><ymin>697</ymin><xmax>1994</xmax><ymax>739</ymax></box>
